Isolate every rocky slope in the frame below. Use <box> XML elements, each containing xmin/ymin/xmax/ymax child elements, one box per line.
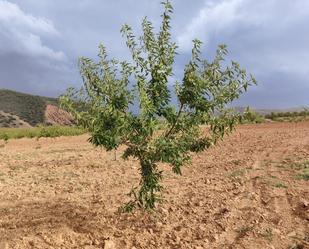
<box><xmin>0</xmin><ymin>89</ymin><xmax>73</xmax><ymax>127</ymax></box>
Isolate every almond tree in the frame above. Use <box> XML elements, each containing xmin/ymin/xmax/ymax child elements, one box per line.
<box><xmin>61</xmin><ymin>0</ymin><xmax>256</xmax><ymax>210</ymax></box>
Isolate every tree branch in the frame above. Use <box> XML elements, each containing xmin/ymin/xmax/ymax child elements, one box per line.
<box><xmin>165</xmin><ymin>103</ymin><xmax>184</xmax><ymax>138</ymax></box>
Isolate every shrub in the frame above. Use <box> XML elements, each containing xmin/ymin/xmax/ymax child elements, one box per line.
<box><xmin>0</xmin><ymin>133</ymin><xmax>9</xmax><ymax>143</ymax></box>
<box><xmin>241</xmin><ymin>107</ymin><xmax>264</xmax><ymax>124</ymax></box>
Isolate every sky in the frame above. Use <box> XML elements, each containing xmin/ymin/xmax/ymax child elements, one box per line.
<box><xmin>0</xmin><ymin>0</ymin><xmax>308</xmax><ymax>109</ymax></box>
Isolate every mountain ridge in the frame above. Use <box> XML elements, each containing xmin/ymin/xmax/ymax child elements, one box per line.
<box><xmin>1</xmin><ymin>88</ymin><xmax>308</xmax><ymax>128</ymax></box>
<box><xmin>0</xmin><ymin>89</ymin><xmax>74</xmax><ymax>128</ymax></box>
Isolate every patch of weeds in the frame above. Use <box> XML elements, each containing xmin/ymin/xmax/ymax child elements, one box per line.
<box><xmin>288</xmin><ymin>233</ymin><xmax>309</xmax><ymax>249</ymax></box>
<box><xmin>229</xmin><ymin>169</ymin><xmax>246</xmax><ymax>178</ymax></box>
<box><xmin>289</xmin><ymin>243</ymin><xmax>305</xmax><ymax>249</ymax></box>
<box><xmin>264</xmin><ymin>177</ymin><xmax>288</xmax><ymax>189</ymax></box>
<box><xmin>63</xmin><ymin>171</ymin><xmax>79</xmax><ymax>178</ymax></box>
<box><xmin>9</xmin><ymin>164</ymin><xmax>24</xmax><ymax>171</ymax></box>
<box><xmin>236</xmin><ymin>225</ymin><xmax>253</xmax><ymax>239</ymax></box>
<box><xmin>46</xmin><ymin>148</ymin><xmax>76</xmax><ymax>154</ymax></box>
<box><xmin>275</xmin><ymin>163</ymin><xmax>289</xmax><ymax>170</ymax></box>
<box><xmin>35</xmin><ymin>144</ymin><xmax>41</xmax><ymax>150</ymax></box>
<box><xmin>0</xmin><ymin>172</ymin><xmax>6</xmax><ymax>182</ymax></box>
<box><xmin>0</xmin><ymin>133</ymin><xmax>9</xmax><ymax>143</ymax></box>
<box><xmin>75</xmin><ymin>187</ymin><xmax>83</xmax><ymax>192</ymax></box>
<box><xmin>269</xmin><ymin>175</ymin><xmax>279</xmax><ymax>179</ymax></box>
<box><xmin>273</xmin><ymin>182</ymin><xmax>288</xmax><ymax>188</ymax></box>
<box><xmin>304</xmin><ymin>233</ymin><xmax>309</xmax><ymax>242</ymax></box>
<box><xmin>278</xmin><ymin>160</ymin><xmax>309</xmax><ymax>181</ymax></box>
<box><xmin>290</xmin><ymin>161</ymin><xmax>309</xmax><ymax>170</ymax></box>
<box><xmin>120</xmin><ymin>201</ymin><xmax>136</xmax><ymax>213</ymax></box>
<box><xmin>232</xmin><ymin>159</ymin><xmax>242</xmax><ymax>166</ymax></box>
<box><xmin>80</xmin><ymin>181</ymin><xmax>92</xmax><ymax>188</ymax></box>
<box><xmin>295</xmin><ymin>170</ymin><xmax>309</xmax><ymax>181</ymax></box>
<box><xmin>278</xmin><ymin>160</ymin><xmax>308</xmax><ymax>170</ymax></box>
<box><xmin>12</xmin><ymin>154</ymin><xmax>25</xmax><ymax>160</ymax></box>
<box><xmin>260</xmin><ymin>228</ymin><xmax>273</xmax><ymax>242</ymax></box>
<box><xmin>87</xmin><ymin>162</ymin><xmax>100</xmax><ymax>169</ymax></box>
<box><xmin>260</xmin><ymin>160</ymin><xmax>271</xmax><ymax>168</ymax></box>
<box><xmin>43</xmin><ymin>176</ymin><xmax>56</xmax><ymax>182</ymax></box>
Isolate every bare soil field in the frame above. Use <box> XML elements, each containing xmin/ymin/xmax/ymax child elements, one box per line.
<box><xmin>0</xmin><ymin>122</ymin><xmax>308</xmax><ymax>249</ymax></box>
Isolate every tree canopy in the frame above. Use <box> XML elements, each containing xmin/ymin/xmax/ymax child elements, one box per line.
<box><xmin>61</xmin><ymin>0</ymin><xmax>256</xmax><ymax>210</ymax></box>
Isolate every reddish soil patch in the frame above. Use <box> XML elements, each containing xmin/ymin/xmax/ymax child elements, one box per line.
<box><xmin>0</xmin><ymin>122</ymin><xmax>308</xmax><ymax>248</ymax></box>
<box><xmin>44</xmin><ymin>105</ymin><xmax>74</xmax><ymax>126</ymax></box>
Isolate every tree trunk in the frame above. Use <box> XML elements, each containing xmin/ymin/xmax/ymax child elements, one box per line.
<box><xmin>137</xmin><ymin>160</ymin><xmax>163</xmax><ymax>209</ymax></box>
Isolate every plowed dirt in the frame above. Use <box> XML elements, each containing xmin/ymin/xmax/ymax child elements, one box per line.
<box><xmin>0</xmin><ymin>122</ymin><xmax>308</xmax><ymax>249</ymax></box>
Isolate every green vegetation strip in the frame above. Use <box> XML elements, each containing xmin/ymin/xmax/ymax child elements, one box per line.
<box><xmin>0</xmin><ymin>126</ymin><xmax>86</xmax><ymax>141</ymax></box>
<box><xmin>277</xmin><ymin>160</ymin><xmax>309</xmax><ymax>181</ymax></box>
<box><xmin>265</xmin><ymin>110</ymin><xmax>309</xmax><ymax>122</ymax></box>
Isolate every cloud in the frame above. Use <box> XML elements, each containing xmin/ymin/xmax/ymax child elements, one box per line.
<box><xmin>0</xmin><ymin>51</ymin><xmax>77</xmax><ymax>97</ymax></box>
<box><xmin>0</xmin><ymin>0</ymin><xmax>308</xmax><ymax>108</ymax></box>
<box><xmin>176</xmin><ymin>0</ymin><xmax>309</xmax><ymax>65</ymax></box>
<box><xmin>0</xmin><ymin>0</ymin><xmax>65</xmax><ymax>60</ymax></box>
<box><xmin>177</xmin><ymin>0</ymin><xmax>242</xmax><ymax>50</ymax></box>
<box><xmin>175</xmin><ymin>0</ymin><xmax>309</xmax><ymax>108</ymax></box>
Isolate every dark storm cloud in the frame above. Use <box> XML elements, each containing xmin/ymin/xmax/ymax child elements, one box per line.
<box><xmin>176</xmin><ymin>0</ymin><xmax>309</xmax><ymax>108</ymax></box>
<box><xmin>0</xmin><ymin>0</ymin><xmax>308</xmax><ymax>107</ymax></box>
<box><xmin>0</xmin><ymin>0</ymin><xmax>204</xmax><ymax>97</ymax></box>
<box><xmin>0</xmin><ymin>51</ymin><xmax>78</xmax><ymax>96</ymax></box>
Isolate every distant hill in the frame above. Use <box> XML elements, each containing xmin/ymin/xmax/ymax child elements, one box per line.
<box><xmin>0</xmin><ymin>89</ymin><xmax>74</xmax><ymax>128</ymax></box>
<box><xmin>1</xmin><ymin>88</ymin><xmax>307</xmax><ymax>128</ymax></box>
<box><xmin>0</xmin><ymin>110</ymin><xmax>32</xmax><ymax>128</ymax></box>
